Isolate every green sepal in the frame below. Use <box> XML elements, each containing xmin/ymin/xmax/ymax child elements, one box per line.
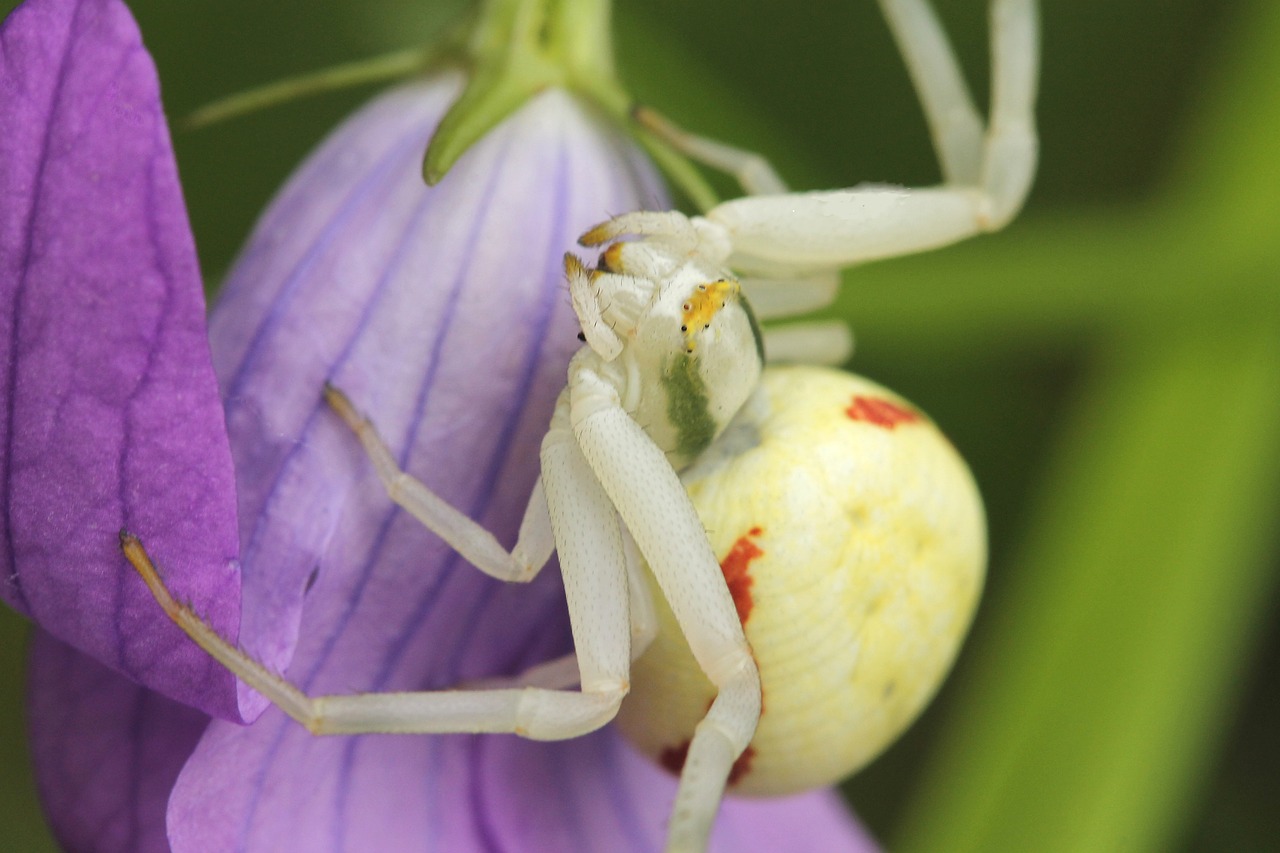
<box><xmin>422</xmin><ymin>0</ymin><xmax>721</xmax><ymax>209</ymax></box>
<box><xmin>423</xmin><ymin>55</ymin><xmax>557</xmax><ymax>184</ymax></box>
<box><xmin>184</xmin><ymin>48</ymin><xmax>439</xmax><ymax>130</ymax></box>
<box><xmin>425</xmin><ymin>0</ymin><xmax>590</xmax><ymax>184</ymax></box>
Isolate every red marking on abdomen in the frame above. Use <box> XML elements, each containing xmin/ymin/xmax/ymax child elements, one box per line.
<box><xmin>659</xmin><ymin>739</ymin><xmax>756</xmax><ymax>788</ymax></box>
<box><xmin>720</xmin><ymin>527</ymin><xmax>764</xmax><ymax>625</ymax></box>
<box><xmin>660</xmin><ymin>740</ymin><xmax>691</xmax><ymax>777</ymax></box>
<box><xmin>845</xmin><ymin>395</ymin><xmax>920</xmax><ymax>429</ymax></box>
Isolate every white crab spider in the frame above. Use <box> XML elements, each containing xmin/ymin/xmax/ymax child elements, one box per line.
<box><xmin>123</xmin><ymin>1</ymin><xmax>1036</xmax><ymax>850</ymax></box>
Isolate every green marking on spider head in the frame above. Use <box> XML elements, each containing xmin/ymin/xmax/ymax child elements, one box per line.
<box><xmin>663</xmin><ymin>352</ymin><xmax>718</xmax><ymax>461</ymax></box>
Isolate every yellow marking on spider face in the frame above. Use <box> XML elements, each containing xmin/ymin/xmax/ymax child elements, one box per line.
<box><xmin>680</xmin><ymin>280</ymin><xmax>740</xmax><ymax>352</ymax></box>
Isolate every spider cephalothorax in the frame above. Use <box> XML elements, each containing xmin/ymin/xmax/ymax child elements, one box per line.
<box><xmin>566</xmin><ymin>244</ymin><xmax>763</xmax><ymax>469</ymax></box>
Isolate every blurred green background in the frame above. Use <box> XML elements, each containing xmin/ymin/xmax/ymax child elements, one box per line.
<box><xmin>2</xmin><ymin>1</ymin><xmax>1276</xmax><ymax>851</ymax></box>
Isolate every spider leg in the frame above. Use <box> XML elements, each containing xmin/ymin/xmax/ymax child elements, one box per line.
<box><xmin>761</xmin><ymin>320</ymin><xmax>853</xmax><ymax>366</ymax></box>
<box><xmin>707</xmin><ymin>0</ymin><xmax>1038</xmax><ymax>271</ymax></box>
<box><xmin>880</xmin><ymin>0</ymin><xmax>1039</xmax><ymax>221</ymax></box>
<box><xmin>324</xmin><ymin>383</ymin><xmax>554</xmax><ymax>583</ymax></box>
<box><xmin>457</xmin><ymin>529</ymin><xmax>656</xmax><ymax>693</ymax></box>
<box><xmin>579</xmin><ymin>211</ymin><xmax>733</xmax><ymax>268</ymax></box>
<box><xmin>739</xmin><ymin>270</ymin><xmax>840</xmax><ymax>321</ymax></box>
<box><xmin>121</xmin><ymin>400</ymin><xmax>634</xmax><ymax>740</ymax></box>
<box><xmin>879</xmin><ymin>0</ymin><xmax>985</xmax><ymax>185</ymax></box>
<box><xmin>633</xmin><ymin>105</ymin><xmax>790</xmax><ymax>197</ymax></box>
<box><xmin>622</xmin><ymin>525</ymin><xmax>659</xmax><ymax>660</ymax></box>
<box><xmin>579</xmin><ymin>210</ymin><xmax>700</xmax><ymax>247</ymax></box>
<box><xmin>459</xmin><ymin>652</ymin><xmax>584</xmax><ymax>691</ymax></box>
<box><xmin>567</xmin><ymin>361</ymin><xmax>760</xmax><ymax>853</ymax></box>
<box><xmin>462</xmin><ymin>529</ymin><xmax>657</xmax><ymax>692</ymax></box>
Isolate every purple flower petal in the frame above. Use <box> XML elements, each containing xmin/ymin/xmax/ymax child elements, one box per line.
<box><xmin>26</xmin><ymin>627</ymin><xmax>209</xmax><ymax>853</ymax></box>
<box><xmin>476</xmin><ymin>732</ymin><xmax>878</xmax><ymax>852</ymax></box>
<box><xmin>0</xmin><ymin>0</ymin><xmax>241</xmax><ymax>718</ymax></box>
<box><xmin>160</xmin><ymin>76</ymin><xmax>870</xmax><ymax>851</ymax></box>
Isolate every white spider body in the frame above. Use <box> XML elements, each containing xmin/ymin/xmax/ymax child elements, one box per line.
<box><xmin>567</xmin><ymin>242</ymin><xmax>765</xmax><ymax>470</ymax></box>
<box><xmin>124</xmin><ymin>3</ymin><xmax>1039</xmax><ymax>851</ymax></box>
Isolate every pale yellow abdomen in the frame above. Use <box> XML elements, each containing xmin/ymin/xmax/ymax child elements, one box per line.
<box><xmin>616</xmin><ymin>365</ymin><xmax>985</xmax><ymax>796</ymax></box>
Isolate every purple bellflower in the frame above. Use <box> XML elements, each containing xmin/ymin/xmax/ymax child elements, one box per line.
<box><xmin>2</xmin><ymin>0</ymin><xmax>880</xmax><ymax>850</ymax></box>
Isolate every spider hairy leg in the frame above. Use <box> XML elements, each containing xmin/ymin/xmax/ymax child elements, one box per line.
<box><xmin>760</xmin><ymin>320</ymin><xmax>853</xmax><ymax>365</ymax></box>
<box><xmin>323</xmin><ymin>383</ymin><xmax>554</xmax><ymax>582</ymax></box>
<box><xmin>568</xmin><ymin>365</ymin><xmax>761</xmax><ymax>852</ymax></box>
<box><xmin>704</xmin><ymin>0</ymin><xmax>1037</xmax><ymax>270</ymax></box>
<box><xmin>633</xmin><ymin>105</ymin><xmax>789</xmax><ymax>196</ymax></box>
<box><xmin>120</xmin><ymin>506</ymin><xmax>631</xmax><ymax>740</ymax></box>
<box><xmin>737</xmin><ymin>270</ymin><xmax>840</xmax><ymax>322</ymax></box>
<box><xmin>617</xmin><ymin>0</ymin><xmax>1037</xmax><ymax>289</ymax></box>
<box><xmin>879</xmin><ymin>0</ymin><xmax>985</xmax><ymax>184</ymax></box>
<box><xmin>120</xmin><ymin>530</ymin><xmax>319</xmax><ymax>728</ymax></box>
<box><xmin>460</xmin><ymin>530</ymin><xmax>659</xmax><ymax>693</ymax></box>
<box><xmin>578</xmin><ymin>211</ymin><xmax>733</xmax><ymax>267</ymax></box>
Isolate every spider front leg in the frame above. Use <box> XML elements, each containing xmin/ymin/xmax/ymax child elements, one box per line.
<box><xmin>613</xmin><ymin>0</ymin><xmax>1037</xmax><ymax>284</ymax></box>
<box><xmin>122</xmin><ymin>398</ymin><xmax>635</xmax><ymax>740</ymax></box>
<box><xmin>566</xmin><ymin>361</ymin><xmax>762</xmax><ymax>853</ymax></box>
<box><xmin>707</xmin><ymin>0</ymin><xmax>1038</xmax><ymax>272</ymax></box>
<box><xmin>634</xmin><ymin>105</ymin><xmax>790</xmax><ymax>197</ymax></box>
<box><xmin>323</xmin><ymin>383</ymin><xmax>553</xmax><ymax>583</ymax></box>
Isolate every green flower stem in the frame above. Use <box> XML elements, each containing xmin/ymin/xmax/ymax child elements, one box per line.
<box><xmin>545</xmin><ymin>0</ymin><xmax>615</xmax><ymax>90</ymax></box>
<box><xmin>172</xmin><ymin>0</ymin><xmax>720</xmax><ymax>209</ymax></box>
<box><xmin>895</xmin><ymin>321</ymin><xmax>1280</xmax><ymax>853</ymax></box>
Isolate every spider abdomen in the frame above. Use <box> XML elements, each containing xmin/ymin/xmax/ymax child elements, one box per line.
<box><xmin>616</xmin><ymin>365</ymin><xmax>985</xmax><ymax>796</ymax></box>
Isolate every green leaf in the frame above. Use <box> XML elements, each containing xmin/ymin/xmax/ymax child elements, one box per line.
<box><xmin>894</xmin><ymin>321</ymin><xmax>1280</xmax><ymax>853</ymax></box>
